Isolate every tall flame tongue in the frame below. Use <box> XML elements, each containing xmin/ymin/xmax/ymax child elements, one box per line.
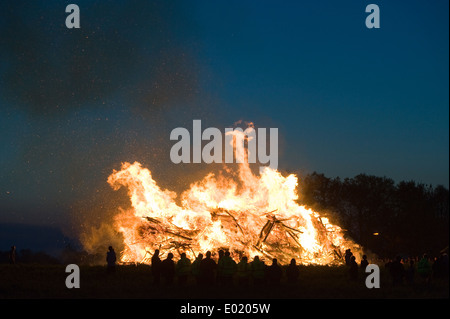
<box><xmin>108</xmin><ymin>129</ymin><xmax>358</xmax><ymax>265</ymax></box>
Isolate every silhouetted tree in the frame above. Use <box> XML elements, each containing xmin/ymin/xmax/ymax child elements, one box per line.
<box><xmin>299</xmin><ymin>172</ymin><xmax>449</xmax><ymax>258</ymax></box>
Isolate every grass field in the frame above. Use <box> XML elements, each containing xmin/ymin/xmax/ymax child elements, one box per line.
<box><xmin>0</xmin><ymin>263</ymin><xmax>448</xmax><ymax>299</ymax></box>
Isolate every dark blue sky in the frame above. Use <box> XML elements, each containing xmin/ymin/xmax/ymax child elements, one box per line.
<box><xmin>192</xmin><ymin>0</ymin><xmax>449</xmax><ymax>184</ymax></box>
<box><xmin>0</xmin><ymin>0</ymin><xmax>448</xmax><ymax>237</ymax></box>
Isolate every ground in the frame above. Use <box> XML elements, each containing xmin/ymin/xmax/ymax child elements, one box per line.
<box><xmin>0</xmin><ymin>263</ymin><xmax>448</xmax><ymax>299</ymax></box>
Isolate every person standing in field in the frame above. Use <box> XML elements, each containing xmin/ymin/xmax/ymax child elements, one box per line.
<box><xmin>217</xmin><ymin>249</ymin><xmax>225</xmax><ymax>286</ymax></box>
<box><xmin>417</xmin><ymin>254</ymin><xmax>432</xmax><ymax>284</ymax></box>
<box><xmin>286</xmin><ymin>258</ymin><xmax>300</xmax><ymax>284</ymax></box>
<box><xmin>390</xmin><ymin>256</ymin><xmax>405</xmax><ymax>286</ymax></box>
<box><xmin>151</xmin><ymin>249</ymin><xmax>162</xmax><ymax>286</ymax></box>
<box><xmin>348</xmin><ymin>255</ymin><xmax>359</xmax><ymax>281</ymax></box>
<box><xmin>221</xmin><ymin>251</ymin><xmax>237</xmax><ymax>287</ymax></box>
<box><xmin>267</xmin><ymin>258</ymin><xmax>282</xmax><ymax>286</ymax></box>
<box><xmin>191</xmin><ymin>253</ymin><xmax>203</xmax><ymax>285</ymax></box>
<box><xmin>176</xmin><ymin>252</ymin><xmax>192</xmax><ymax>286</ymax></box>
<box><xmin>161</xmin><ymin>252</ymin><xmax>176</xmax><ymax>285</ymax></box>
<box><xmin>9</xmin><ymin>245</ymin><xmax>16</xmax><ymax>264</ymax></box>
<box><xmin>106</xmin><ymin>246</ymin><xmax>117</xmax><ymax>273</ymax></box>
<box><xmin>237</xmin><ymin>256</ymin><xmax>250</xmax><ymax>287</ymax></box>
<box><xmin>250</xmin><ymin>256</ymin><xmax>266</xmax><ymax>286</ymax></box>
<box><xmin>199</xmin><ymin>251</ymin><xmax>217</xmax><ymax>286</ymax></box>
<box><xmin>360</xmin><ymin>255</ymin><xmax>369</xmax><ymax>270</ymax></box>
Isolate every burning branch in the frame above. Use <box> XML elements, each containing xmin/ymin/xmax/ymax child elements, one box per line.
<box><xmin>211</xmin><ymin>208</ymin><xmax>245</xmax><ymax>236</ymax></box>
<box><xmin>109</xmin><ymin>161</ymin><xmax>359</xmax><ymax>265</ymax></box>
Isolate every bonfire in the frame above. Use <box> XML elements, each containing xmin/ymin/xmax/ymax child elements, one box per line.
<box><xmin>107</xmin><ymin>128</ymin><xmax>360</xmax><ymax>265</ymax></box>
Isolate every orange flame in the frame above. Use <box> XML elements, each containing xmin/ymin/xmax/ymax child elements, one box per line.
<box><xmin>107</xmin><ymin>128</ymin><xmax>359</xmax><ymax>265</ymax></box>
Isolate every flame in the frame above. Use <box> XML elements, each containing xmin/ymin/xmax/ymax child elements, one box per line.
<box><xmin>107</xmin><ymin>127</ymin><xmax>359</xmax><ymax>265</ymax></box>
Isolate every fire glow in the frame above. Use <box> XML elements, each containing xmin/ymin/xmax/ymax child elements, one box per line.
<box><xmin>107</xmin><ymin>129</ymin><xmax>359</xmax><ymax>265</ymax></box>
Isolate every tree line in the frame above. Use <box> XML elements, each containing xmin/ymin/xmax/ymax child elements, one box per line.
<box><xmin>298</xmin><ymin>172</ymin><xmax>449</xmax><ymax>258</ymax></box>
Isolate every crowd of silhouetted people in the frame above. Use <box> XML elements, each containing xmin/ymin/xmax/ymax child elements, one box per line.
<box><xmin>107</xmin><ymin>248</ymin><xmax>302</xmax><ymax>288</ymax></box>
<box><xmin>101</xmin><ymin>246</ymin><xmax>449</xmax><ymax>288</ymax></box>
<box><xmin>384</xmin><ymin>253</ymin><xmax>449</xmax><ymax>286</ymax></box>
<box><xmin>343</xmin><ymin>248</ymin><xmax>449</xmax><ymax>286</ymax></box>
<box><xmin>8</xmin><ymin>242</ymin><xmax>448</xmax><ymax>289</ymax></box>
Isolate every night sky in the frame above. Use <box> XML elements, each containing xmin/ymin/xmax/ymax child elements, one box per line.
<box><xmin>0</xmin><ymin>1</ymin><xmax>448</xmax><ymax>251</ymax></box>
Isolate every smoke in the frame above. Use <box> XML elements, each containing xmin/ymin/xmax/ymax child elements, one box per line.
<box><xmin>0</xmin><ymin>0</ymin><xmax>211</xmax><ymax>237</ymax></box>
<box><xmin>79</xmin><ymin>221</ymin><xmax>124</xmax><ymax>258</ymax></box>
<box><xmin>0</xmin><ymin>0</ymin><xmax>200</xmax><ymax>115</ymax></box>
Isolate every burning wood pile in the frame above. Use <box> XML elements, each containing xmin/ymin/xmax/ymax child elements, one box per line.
<box><xmin>107</xmin><ymin>160</ymin><xmax>359</xmax><ymax>265</ymax></box>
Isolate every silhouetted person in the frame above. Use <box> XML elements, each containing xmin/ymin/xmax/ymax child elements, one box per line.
<box><xmin>443</xmin><ymin>253</ymin><xmax>449</xmax><ymax>272</ymax></box>
<box><xmin>417</xmin><ymin>254</ymin><xmax>432</xmax><ymax>284</ymax></box>
<box><xmin>176</xmin><ymin>253</ymin><xmax>191</xmax><ymax>286</ymax></box>
<box><xmin>151</xmin><ymin>249</ymin><xmax>162</xmax><ymax>285</ymax></box>
<box><xmin>360</xmin><ymin>255</ymin><xmax>369</xmax><ymax>270</ymax></box>
<box><xmin>161</xmin><ymin>252</ymin><xmax>175</xmax><ymax>285</ymax></box>
<box><xmin>390</xmin><ymin>256</ymin><xmax>405</xmax><ymax>286</ymax></box>
<box><xmin>406</xmin><ymin>259</ymin><xmax>415</xmax><ymax>285</ymax></box>
<box><xmin>440</xmin><ymin>253</ymin><xmax>449</xmax><ymax>278</ymax></box>
<box><xmin>199</xmin><ymin>251</ymin><xmax>217</xmax><ymax>286</ymax></box>
<box><xmin>237</xmin><ymin>256</ymin><xmax>250</xmax><ymax>287</ymax></box>
<box><xmin>217</xmin><ymin>249</ymin><xmax>225</xmax><ymax>286</ymax></box>
<box><xmin>344</xmin><ymin>249</ymin><xmax>353</xmax><ymax>266</ymax></box>
<box><xmin>106</xmin><ymin>246</ymin><xmax>117</xmax><ymax>273</ymax></box>
<box><xmin>349</xmin><ymin>256</ymin><xmax>358</xmax><ymax>281</ymax></box>
<box><xmin>385</xmin><ymin>258</ymin><xmax>393</xmax><ymax>274</ymax></box>
<box><xmin>222</xmin><ymin>251</ymin><xmax>237</xmax><ymax>287</ymax></box>
<box><xmin>432</xmin><ymin>253</ymin><xmax>448</xmax><ymax>279</ymax></box>
<box><xmin>9</xmin><ymin>246</ymin><xmax>16</xmax><ymax>265</ymax></box>
<box><xmin>286</xmin><ymin>258</ymin><xmax>299</xmax><ymax>284</ymax></box>
<box><xmin>250</xmin><ymin>256</ymin><xmax>266</xmax><ymax>286</ymax></box>
<box><xmin>191</xmin><ymin>253</ymin><xmax>203</xmax><ymax>285</ymax></box>
<box><xmin>267</xmin><ymin>258</ymin><xmax>282</xmax><ymax>286</ymax></box>
<box><xmin>432</xmin><ymin>255</ymin><xmax>442</xmax><ymax>278</ymax></box>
